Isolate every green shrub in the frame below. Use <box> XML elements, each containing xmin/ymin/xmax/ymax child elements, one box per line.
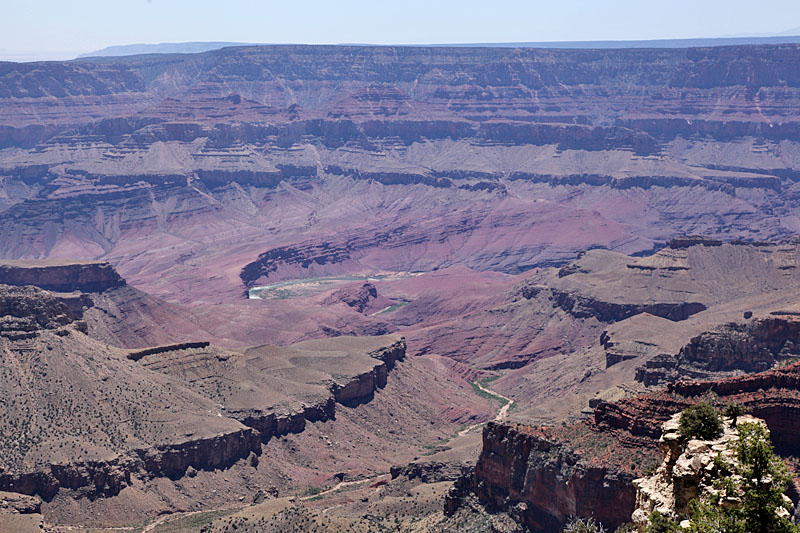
<box><xmin>723</xmin><ymin>402</ymin><xmax>750</xmax><ymax>427</ymax></box>
<box><xmin>682</xmin><ymin>421</ymin><xmax>799</xmax><ymax>533</ymax></box>
<box><xmin>563</xmin><ymin>516</ymin><xmax>606</xmax><ymax>533</ymax></box>
<box><xmin>647</xmin><ymin>511</ymin><xmax>680</xmax><ymax>533</ymax></box>
<box><xmin>678</xmin><ymin>402</ymin><xmax>723</xmax><ymax>440</ymax></box>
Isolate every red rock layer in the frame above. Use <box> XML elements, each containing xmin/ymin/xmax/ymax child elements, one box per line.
<box><xmin>458</xmin><ymin>360</ymin><xmax>800</xmax><ymax>530</ymax></box>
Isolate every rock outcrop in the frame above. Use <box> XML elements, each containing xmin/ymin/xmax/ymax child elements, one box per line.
<box><xmin>454</xmin><ymin>359</ymin><xmax>800</xmax><ymax>530</ymax></box>
<box><xmin>0</xmin><ymin>282</ymin><xmax>407</xmax><ymax>507</ymax></box>
<box><xmin>520</xmin><ymin>285</ymin><xmax>706</xmax><ymax>323</ymax></box>
<box><xmin>132</xmin><ymin>336</ymin><xmax>406</xmax><ymax>442</ymax></box>
<box><xmin>320</xmin><ymin>282</ymin><xmax>394</xmax><ymax>315</ymax></box>
<box><xmin>0</xmin><ymin>284</ymin><xmax>75</xmax><ymax>339</ymax></box>
<box><xmin>4</xmin><ymin>45</ymin><xmax>800</xmax><ymax>306</ymax></box>
<box><xmin>636</xmin><ymin>315</ymin><xmax>800</xmax><ymax>384</ymax></box>
<box><xmin>0</xmin><ymin>261</ymin><xmax>125</xmax><ymax>293</ymax></box>
<box><xmin>0</xmin><ymin>491</ymin><xmax>41</xmax><ymax>515</ymax></box>
<box><xmin>447</xmin><ymin>422</ymin><xmax>638</xmax><ymax>531</ymax></box>
<box><xmin>390</xmin><ymin>461</ymin><xmax>472</xmax><ymax>484</ymax></box>
<box><xmin>631</xmin><ymin>413</ymin><xmax>765</xmax><ymax>530</ymax></box>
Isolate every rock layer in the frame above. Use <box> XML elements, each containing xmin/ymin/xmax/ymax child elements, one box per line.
<box><xmin>0</xmin><ymin>261</ymin><xmax>125</xmax><ymax>293</ymax></box>
<box><xmin>0</xmin><ymin>280</ymin><xmax>407</xmax><ymax>507</ymax></box>
<box><xmin>631</xmin><ymin>413</ymin><xmax>766</xmax><ymax>530</ymax></box>
<box><xmin>454</xmin><ymin>359</ymin><xmax>800</xmax><ymax>530</ymax></box>
<box><xmin>3</xmin><ymin>45</ymin><xmax>800</xmax><ymax>304</ymax></box>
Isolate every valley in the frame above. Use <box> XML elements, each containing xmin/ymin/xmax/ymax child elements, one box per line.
<box><xmin>3</xmin><ymin>41</ymin><xmax>800</xmax><ymax>531</ymax></box>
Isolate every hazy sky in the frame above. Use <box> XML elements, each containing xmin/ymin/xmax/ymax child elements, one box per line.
<box><xmin>3</xmin><ymin>0</ymin><xmax>800</xmax><ymax>61</ymax></box>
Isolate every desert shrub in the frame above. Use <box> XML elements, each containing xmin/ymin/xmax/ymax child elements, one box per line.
<box><xmin>685</xmin><ymin>499</ymin><xmax>743</xmax><ymax>533</ymax></box>
<box><xmin>734</xmin><ymin>422</ymin><xmax>797</xmax><ymax>533</ymax></box>
<box><xmin>678</xmin><ymin>402</ymin><xmax>723</xmax><ymax>440</ymax></box>
<box><xmin>682</xmin><ymin>421</ymin><xmax>799</xmax><ymax>533</ymax></box>
<box><xmin>723</xmin><ymin>402</ymin><xmax>750</xmax><ymax>427</ymax></box>
<box><xmin>647</xmin><ymin>511</ymin><xmax>680</xmax><ymax>533</ymax></box>
<box><xmin>563</xmin><ymin>516</ymin><xmax>606</xmax><ymax>533</ymax></box>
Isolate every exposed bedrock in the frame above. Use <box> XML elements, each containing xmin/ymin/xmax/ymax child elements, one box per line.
<box><xmin>132</xmin><ymin>429</ymin><xmax>261</xmax><ymax>480</ymax></box>
<box><xmin>0</xmin><ymin>284</ymin><xmax>75</xmax><ymax>339</ymax></box>
<box><xmin>636</xmin><ymin>315</ymin><xmax>800</xmax><ymax>384</ymax></box>
<box><xmin>321</xmin><ymin>282</ymin><xmax>381</xmax><ymax>313</ymax></box>
<box><xmin>0</xmin><ymin>284</ymin><xmax>407</xmax><ymax>504</ymax></box>
<box><xmin>126</xmin><ymin>341</ymin><xmax>211</xmax><ymax>361</ymax></box>
<box><xmin>519</xmin><ymin>285</ymin><xmax>706</xmax><ymax>323</ymax></box>
<box><xmin>0</xmin><ymin>336</ymin><xmax>405</xmax><ymax>503</ymax></box>
<box><xmin>223</xmin><ymin>339</ymin><xmax>405</xmax><ymax>440</ymax></box>
<box><xmin>0</xmin><ymin>429</ymin><xmax>260</xmax><ymax>501</ymax></box>
<box><xmin>0</xmin><ymin>262</ymin><xmax>125</xmax><ymax>293</ymax></box>
<box><xmin>390</xmin><ymin>461</ymin><xmax>472</xmax><ymax>484</ymax></box>
<box><xmin>678</xmin><ymin>316</ymin><xmax>800</xmax><ymax>372</ymax></box>
<box><xmin>5</xmin><ymin>45</ymin><xmax>800</xmax><ymax>306</ymax></box>
<box><xmin>134</xmin><ymin>337</ymin><xmax>406</xmax><ymax>441</ymax></box>
<box><xmin>0</xmin><ymin>490</ymin><xmax>41</xmax><ymax>515</ymax></box>
<box><xmin>452</xmin><ymin>422</ymin><xmax>635</xmax><ymax>532</ymax></box>
<box><xmin>618</xmin><ymin>117</ymin><xmax>800</xmax><ymax>143</ymax></box>
<box><xmin>454</xmin><ymin>360</ymin><xmax>800</xmax><ymax>530</ymax></box>
<box><xmin>233</xmin><ymin>399</ymin><xmax>335</xmax><ymax>441</ymax></box>
<box><xmin>599</xmin><ymin>364</ymin><xmax>800</xmax><ymax>455</ymax></box>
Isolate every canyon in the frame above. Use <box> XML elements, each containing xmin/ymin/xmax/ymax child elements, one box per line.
<box><xmin>447</xmin><ymin>360</ymin><xmax>800</xmax><ymax>531</ymax></box>
<box><xmin>3</xmin><ymin>45</ymin><xmax>800</xmax><ymax>306</ymax></box>
<box><xmin>3</xmin><ymin>42</ymin><xmax>800</xmax><ymax>530</ymax></box>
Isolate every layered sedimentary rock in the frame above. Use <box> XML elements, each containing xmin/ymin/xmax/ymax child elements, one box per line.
<box><xmin>636</xmin><ymin>314</ymin><xmax>800</xmax><ymax>384</ymax></box>
<box><xmin>2</xmin><ymin>45</ymin><xmax>800</xmax><ymax>304</ymax></box>
<box><xmin>0</xmin><ymin>280</ymin><xmax>407</xmax><ymax>508</ymax></box>
<box><xmin>452</xmin><ymin>360</ymin><xmax>800</xmax><ymax>531</ymax></box>
<box><xmin>320</xmin><ymin>281</ymin><xmax>394</xmax><ymax>315</ymax></box>
<box><xmin>390</xmin><ymin>461</ymin><xmax>472</xmax><ymax>484</ymax></box>
<box><xmin>132</xmin><ymin>335</ymin><xmax>407</xmax><ymax>439</ymax></box>
<box><xmin>631</xmin><ymin>413</ymin><xmax>768</xmax><ymax>531</ymax></box>
<box><xmin>446</xmin><ymin>422</ymin><xmax>639</xmax><ymax>531</ymax></box>
<box><xmin>0</xmin><ymin>285</ymin><xmax>259</xmax><ymax>502</ymax></box>
<box><xmin>0</xmin><ymin>284</ymin><xmax>75</xmax><ymax>339</ymax></box>
<box><xmin>0</xmin><ymin>261</ymin><xmax>124</xmax><ymax>293</ymax></box>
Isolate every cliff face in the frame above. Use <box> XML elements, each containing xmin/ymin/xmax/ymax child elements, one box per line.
<box><xmin>467</xmin><ymin>422</ymin><xmax>636</xmax><ymax>531</ymax></box>
<box><xmin>0</xmin><ymin>429</ymin><xmax>261</xmax><ymax>501</ymax></box>
<box><xmin>0</xmin><ymin>261</ymin><xmax>125</xmax><ymax>293</ymax></box>
<box><xmin>0</xmin><ymin>284</ymin><xmax>75</xmax><ymax>339</ymax></box>
<box><xmin>637</xmin><ymin>315</ymin><xmax>800</xmax><ymax>384</ymax></box>
<box><xmin>631</xmin><ymin>413</ymin><xmax>767</xmax><ymax>531</ymax></box>
<box><xmin>132</xmin><ymin>336</ymin><xmax>407</xmax><ymax>443</ymax></box>
<box><xmin>457</xmin><ymin>360</ymin><xmax>800</xmax><ymax>530</ymax></box>
<box><xmin>3</xmin><ymin>45</ymin><xmax>800</xmax><ymax>305</ymax></box>
<box><xmin>519</xmin><ymin>285</ymin><xmax>706</xmax><ymax>323</ymax></box>
<box><xmin>0</xmin><ymin>281</ymin><xmax>408</xmax><ymax>506</ymax></box>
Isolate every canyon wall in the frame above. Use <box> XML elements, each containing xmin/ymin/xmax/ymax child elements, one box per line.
<box><xmin>454</xmin><ymin>359</ymin><xmax>800</xmax><ymax>530</ymax></box>
<box><xmin>0</xmin><ymin>262</ymin><xmax>124</xmax><ymax>294</ymax></box>
<box><xmin>0</xmin><ymin>277</ymin><xmax>407</xmax><ymax>504</ymax></box>
<box><xmin>3</xmin><ymin>45</ymin><xmax>800</xmax><ymax>302</ymax></box>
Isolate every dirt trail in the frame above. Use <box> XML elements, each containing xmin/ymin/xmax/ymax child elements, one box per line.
<box><xmin>457</xmin><ymin>381</ymin><xmax>514</xmax><ymax>437</ymax></box>
<box><xmin>140</xmin><ymin>505</ymin><xmax>243</xmax><ymax>533</ymax></box>
<box><xmin>300</xmin><ymin>473</ymin><xmax>390</xmax><ymax>501</ymax></box>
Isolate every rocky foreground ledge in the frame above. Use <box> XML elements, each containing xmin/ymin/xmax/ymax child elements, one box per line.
<box><xmin>631</xmin><ymin>413</ymin><xmax>771</xmax><ymax>530</ymax></box>
<box><xmin>446</xmin><ymin>359</ymin><xmax>800</xmax><ymax>531</ymax></box>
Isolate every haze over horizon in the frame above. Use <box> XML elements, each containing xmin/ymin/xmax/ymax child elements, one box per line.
<box><xmin>2</xmin><ymin>0</ymin><xmax>800</xmax><ymax>62</ymax></box>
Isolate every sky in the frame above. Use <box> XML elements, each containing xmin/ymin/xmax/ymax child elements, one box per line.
<box><xmin>2</xmin><ymin>0</ymin><xmax>800</xmax><ymax>61</ymax></box>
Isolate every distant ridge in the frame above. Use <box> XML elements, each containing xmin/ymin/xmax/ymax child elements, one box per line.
<box><xmin>429</xmin><ymin>35</ymin><xmax>800</xmax><ymax>49</ymax></box>
<box><xmin>78</xmin><ymin>41</ymin><xmax>252</xmax><ymax>58</ymax></box>
<box><xmin>76</xmin><ymin>35</ymin><xmax>800</xmax><ymax>59</ymax></box>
